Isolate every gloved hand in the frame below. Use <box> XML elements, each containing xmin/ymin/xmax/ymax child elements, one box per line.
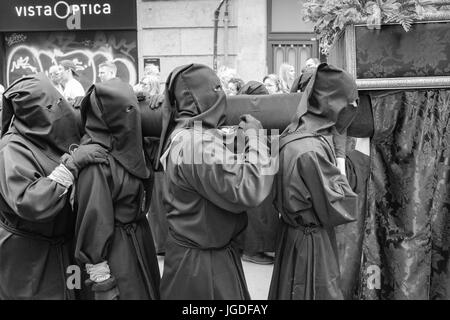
<box><xmin>61</xmin><ymin>144</ymin><xmax>109</xmax><ymax>178</ymax></box>
<box><xmin>71</xmin><ymin>96</ymin><xmax>84</xmax><ymax>109</ymax></box>
<box><xmin>238</xmin><ymin>114</ymin><xmax>263</xmax><ymax>134</ymax></box>
<box><xmin>85</xmin><ymin>276</ymin><xmax>120</xmax><ymax>300</ymax></box>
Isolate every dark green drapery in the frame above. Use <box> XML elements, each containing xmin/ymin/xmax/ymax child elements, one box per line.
<box><xmin>337</xmin><ymin>89</ymin><xmax>450</xmax><ymax>299</ymax></box>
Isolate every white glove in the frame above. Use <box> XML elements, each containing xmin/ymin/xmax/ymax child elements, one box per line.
<box><xmin>336</xmin><ymin>157</ymin><xmax>346</xmax><ymax>176</ymax></box>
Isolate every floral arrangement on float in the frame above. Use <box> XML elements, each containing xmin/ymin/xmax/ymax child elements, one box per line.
<box><xmin>302</xmin><ymin>0</ymin><xmax>450</xmax><ymax>90</ymax></box>
<box><xmin>302</xmin><ymin>0</ymin><xmax>450</xmax><ymax>55</ymax></box>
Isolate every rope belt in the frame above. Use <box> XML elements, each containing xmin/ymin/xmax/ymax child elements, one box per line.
<box><xmin>279</xmin><ymin>214</ymin><xmax>321</xmax><ymax>235</ymax></box>
<box><xmin>0</xmin><ymin>218</ymin><xmax>73</xmax><ymax>299</ymax></box>
<box><xmin>115</xmin><ymin>218</ymin><xmax>157</xmax><ymax>300</ymax></box>
<box><xmin>169</xmin><ymin>231</ymin><xmax>234</xmax><ymax>251</ymax></box>
<box><xmin>296</xmin><ymin>224</ymin><xmax>320</xmax><ymax>236</ymax></box>
<box><xmin>0</xmin><ymin>218</ymin><xmax>69</xmax><ymax>245</ymax></box>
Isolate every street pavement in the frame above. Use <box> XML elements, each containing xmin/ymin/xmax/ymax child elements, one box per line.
<box><xmin>157</xmin><ymin>256</ymin><xmax>274</xmax><ymax>300</ymax></box>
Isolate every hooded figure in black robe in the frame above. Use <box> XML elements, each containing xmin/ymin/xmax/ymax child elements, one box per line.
<box><xmin>290</xmin><ymin>68</ymin><xmax>314</xmax><ymax>94</ymax></box>
<box><xmin>268</xmin><ymin>63</ymin><xmax>363</xmax><ymax>300</ymax></box>
<box><xmin>236</xmin><ymin>81</ymin><xmax>279</xmax><ymax>264</ymax></box>
<box><xmin>0</xmin><ymin>73</ymin><xmax>107</xmax><ymax>299</ymax></box>
<box><xmin>291</xmin><ymin>67</ymin><xmax>348</xmax><ymax>173</ymax></box>
<box><xmin>74</xmin><ymin>78</ymin><xmax>160</xmax><ymax>300</ymax></box>
<box><xmin>157</xmin><ymin>64</ymin><xmax>275</xmax><ymax>299</ymax></box>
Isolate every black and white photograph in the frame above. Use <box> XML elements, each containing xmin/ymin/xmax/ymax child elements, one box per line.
<box><xmin>0</xmin><ymin>0</ymin><xmax>449</xmax><ymax>312</ymax></box>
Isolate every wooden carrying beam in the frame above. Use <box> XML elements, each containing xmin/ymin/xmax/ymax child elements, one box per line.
<box><xmin>139</xmin><ymin>93</ymin><xmax>301</xmax><ymax>137</ymax></box>
<box><xmin>139</xmin><ymin>92</ymin><xmax>373</xmax><ymax>138</ymax></box>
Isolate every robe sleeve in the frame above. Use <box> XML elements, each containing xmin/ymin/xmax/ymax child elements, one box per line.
<box><xmin>178</xmin><ymin>132</ymin><xmax>275</xmax><ymax>213</ymax></box>
<box><xmin>0</xmin><ymin>142</ymin><xmax>69</xmax><ymax>222</ymax></box>
<box><xmin>297</xmin><ymin>150</ymin><xmax>358</xmax><ymax>227</ymax></box>
<box><xmin>74</xmin><ymin>164</ymin><xmax>114</xmax><ymax>265</ymax></box>
<box><xmin>345</xmin><ymin>150</ymin><xmax>370</xmax><ymax>194</ymax></box>
<box><xmin>333</xmin><ymin>131</ymin><xmax>347</xmax><ymax>159</ymax></box>
<box><xmin>276</xmin><ymin>158</ymin><xmax>315</xmax><ymax>227</ymax></box>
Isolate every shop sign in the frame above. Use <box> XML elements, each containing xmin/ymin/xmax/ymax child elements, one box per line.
<box><xmin>0</xmin><ymin>0</ymin><xmax>137</xmax><ymax>31</ymax></box>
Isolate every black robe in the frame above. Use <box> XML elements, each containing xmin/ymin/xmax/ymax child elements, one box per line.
<box><xmin>268</xmin><ymin>63</ymin><xmax>363</xmax><ymax>300</ymax></box>
<box><xmin>75</xmin><ymin>78</ymin><xmax>160</xmax><ymax>300</ymax></box>
<box><xmin>75</xmin><ymin>157</ymin><xmax>160</xmax><ymax>299</ymax></box>
<box><xmin>147</xmin><ymin>171</ymin><xmax>169</xmax><ymax>254</ymax></box>
<box><xmin>142</xmin><ymin>136</ymin><xmax>168</xmax><ymax>255</ymax></box>
<box><xmin>160</xmin><ymin>128</ymin><xmax>274</xmax><ymax>299</ymax></box>
<box><xmin>268</xmin><ymin>136</ymin><xmax>368</xmax><ymax>299</ymax></box>
<box><xmin>156</xmin><ymin>64</ymin><xmax>275</xmax><ymax>300</ymax></box>
<box><xmin>0</xmin><ymin>73</ymin><xmax>81</xmax><ymax>300</ymax></box>
<box><xmin>0</xmin><ymin>133</ymin><xmax>76</xmax><ymax>300</ymax></box>
<box><xmin>268</xmin><ymin>135</ymin><xmax>352</xmax><ymax>300</ymax></box>
<box><xmin>238</xmin><ymin>185</ymin><xmax>279</xmax><ymax>254</ymax></box>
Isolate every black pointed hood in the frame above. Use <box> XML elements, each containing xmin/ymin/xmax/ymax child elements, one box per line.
<box><xmin>238</xmin><ymin>81</ymin><xmax>269</xmax><ymax>95</ymax></box>
<box><xmin>1</xmin><ymin>73</ymin><xmax>81</xmax><ymax>160</ymax></box>
<box><xmin>290</xmin><ymin>68</ymin><xmax>315</xmax><ymax>93</ymax></box>
<box><xmin>155</xmin><ymin>63</ymin><xmax>227</xmax><ymax>169</ymax></box>
<box><xmin>284</xmin><ymin>63</ymin><xmax>359</xmax><ymax>136</ymax></box>
<box><xmin>80</xmin><ymin>78</ymin><xmax>148</xmax><ymax>179</ymax></box>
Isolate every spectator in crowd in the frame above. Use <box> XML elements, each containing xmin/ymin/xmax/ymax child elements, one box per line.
<box><xmin>279</xmin><ymin>63</ymin><xmax>295</xmax><ymax>93</ymax></box>
<box><xmin>290</xmin><ymin>58</ymin><xmax>320</xmax><ymax>94</ymax></box>
<box><xmin>140</xmin><ymin>75</ymin><xmax>161</xmax><ymax>95</ymax></box>
<box><xmin>133</xmin><ymin>75</ymin><xmax>161</xmax><ymax>102</ymax></box>
<box><xmin>144</xmin><ymin>64</ymin><xmax>161</xmax><ymax>80</ymax></box>
<box><xmin>48</xmin><ymin>65</ymin><xmax>64</xmax><ymax>94</ymax></box>
<box><xmin>227</xmin><ymin>77</ymin><xmax>245</xmax><ymax>96</ymax></box>
<box><xmin>305</xmin><ymin>57</ymin><xmax>321</xmax><ymax>69</ymax></box>
<box><xmin>98</xmin><ymin>61</ymin><xmax>117</xmax><ymax>83</ymax></box>
<box><xmin>263</xmin><ymin>74</ymin><xmax>283</xmax><ymax>94</ymax></box>
<box><xmin>217</xmin><ymin>66</ymin><xmax>237</xmax><ymax>95</ymax></box>
<box><xmin>60</xmin><ymin>60</ymin><xmax>85</xmax><ymax>103</ymax></box>
<box><xmin>0</xmin><ymin>73</ymin><xmax>107</xmax><ymax>299</ymax></box>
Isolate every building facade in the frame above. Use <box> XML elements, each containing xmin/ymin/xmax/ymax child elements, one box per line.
<box><xmin>138</xmin><ymin>0</ymin><xmax>317</xmax><ymax>83</ymax></box>
<box><xmin>0</xmin><ymin>0</ymin><xmax>317</xmax><ymax>87</ymax></box>
<box><xmin>0</xmin><ymin>0</ymin><xmax>139</xmax><ymax>89</ymax></box>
